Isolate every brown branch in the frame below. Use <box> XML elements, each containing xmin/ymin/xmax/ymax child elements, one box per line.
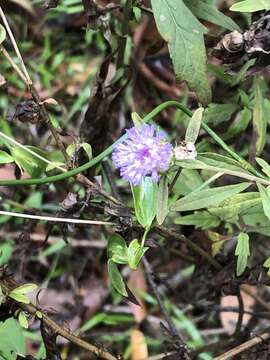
<box><xmin>212</xmin><ymin>331</ymin><xmax>270</xmax><ymax>360</ymax></box>
<box><xmin>0</xmin><ymin>274</ymin><xmax>118</xmax><ymax>360</ymax></box>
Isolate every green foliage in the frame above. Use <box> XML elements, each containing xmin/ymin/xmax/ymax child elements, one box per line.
<box><xmin>184</xmin><ymin>0</ymin><xmax>241</xmax><ymax>31</ymax></box>
<box><xmin>9</xmin><ymin>284</ymin><xmax>37</xmax><ymax>304</ymax></box>
<box><xmin>107</xmin><ymin>234</ymin><xmax>128</xmax><ymax>265</ymax></box>
<box><xmin>0</xmin><ymin>318</ymin><xmax>26</xmax><ymax>360</ymax></box>
<box><xmin>175</xmin><ymin>211</ymin><xmax>220</xmax><ymax>230</ymax></box>
<box><xmin>230</xmin><ymin>0</ymin><xmax>270</xmax><ymax>12</ymax></box>
<box><xmin>156</xmin><ymin>176</ymin><xmax>169</xmax><ymax>225</ymax></box>
<box><xmin>11</xmin><ymin>146</ymin><xmax>48</xmax><ymax>177</ymax></box>
<box><xmin>151</xmin><ymin>0</ymin><xmax>212</xmax><ymax>105</ymax></box>
<box><xmin>235</xmin><ymin>233</ymin><xmax>250</xmax><ymax>276</ymax></box>
<box><xmin>171</xmin><ymin>183</ymin><xmax>251</xmax><ymax>212</ymax></box>
<box><xmin>185</xmin><ymin>108</ymin><xmax>204</xmax><ymax>144</ymax></box>
<box><xmin>253</xmin><ymin>79</ymin><xmax>267</xmax><ymax>156</ymax></box>
<box><xmin>257</xmin><ymin>183</ymin><xmax>270</xmax><ymax>221</ymax></box>
<box><xmin>107</xmin><ymin>259</ymin><xmax>128</xmax><ymax>297</ymax></box>
<box><xmin>0</xmin><ymin>24</ymin><xmax>6</xmax><ymax>44</ymax></box>
<box><xmin>131</xmin><ymin>177</ymin><xmax>157</xmax><ymax>229</ymax></box>
<box><xmin>0</xmin><ymin>150</ymin><xmax>13</xmax><ymax>164</ymax></box>
<box><xmin>127</xmin><ymin>239</ymin><xmax>148</xmax><ymax>270</ymax></box>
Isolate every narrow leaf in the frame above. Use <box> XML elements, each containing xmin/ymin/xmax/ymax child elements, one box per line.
<box><xmin>156</xmin><ymin>176</ymin><xmax>169</xmax><ymax>225</ymax></box>
<box><xmin>235</xmin><ymin>232</ymin><xmax>250</xmax><ymax>276</ymax></box>
<box><xmin>185</xmin><ymin>108</ymin><xmax>204</xmax><ymax>144</ymax></box>
<box><xmin>0</xmin><ymin>150</ymin><xmax>14</xmax><ymax>164</ymax></box>
<box><xmin>230</xmin><ymin>0</ymin><xmax>270</xmax><ymax>12</ymax></box>
<box><xmin>171</xmin><ymin>183</ymin><xmax>250</xmax><ymax>211</ymax></box>
<box><xmin>256</xmin><ymin>158</ymin><xmax>270</xmax><ymax>178</ymax></box>
<box><xmin>253</xmin><ymin>80</ymin><xmax>266</xmax><ymax>155</ymax></box>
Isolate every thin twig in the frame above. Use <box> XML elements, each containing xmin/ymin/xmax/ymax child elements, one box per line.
<box><xmin>142</xmin><ymin>257</ymin><xmax>191</xmax><ymax>360</ymax></box>
<box><xmin>0</xmin><ymin>210</ymin><xmax>113</xmax><ymax>225</ymax></box>
<box><xmin>0</xmin><ymin>276</ymin><xmax>118</xmax><ymax>360</ymax></box>
<box><xmin>212</xmin><ymin>331</ymin><xmax>270</xmax><ymax>360</ymax></box>
<box><xmin>0</xmin><ymin>6</ymin><xmax>32</xmax><ymax>84</ymax></box>
<box><xmin>0</xmin><ymin>45</ymin><xmax>28</xmax><ymax>84</ymax></box>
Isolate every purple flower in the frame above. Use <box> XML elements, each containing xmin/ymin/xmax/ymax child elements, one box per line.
<box><xmin>112</xmin><ymin>124</ymin><xmax>173</xmax><ymax>185</ymax></box>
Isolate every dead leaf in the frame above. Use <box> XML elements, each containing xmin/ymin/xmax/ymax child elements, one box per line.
<box><xmin>131</xmin><ymin>329</ymin><xmax>148</xmax><ymax>360</ymax></box>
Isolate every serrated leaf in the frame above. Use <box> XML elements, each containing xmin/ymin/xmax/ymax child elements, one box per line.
<box><xmin>107</xmin><ymin>234</ymin><xmax>128</xmax><ymax>264</ymax></box>
<box><xmin>257</xmin><ymin>183</ymin><xmax>270</xmax><ymax>221</ymax></box>
<box><xmin>156</xmin><ymin>176</ymin><xmax>169</xmax><ymax>225</ymax></box>
<box><xmin>151</xmin><ymin>0</ymin><xmax>212</xmax><ymax>105</ymax></box>
<box><xmin>0</xmin><ymin>24</ymin><xmax>6</xmax><ymax>45</ymax></box>
<box><xmin>230</xmin><ymin>0</ymin><xmax>270</xmax><ymax>12</ymax></box>
<box><xmin>107</xmin><ymin>259</ymin><xmax>128</xmax><ymax>297</ymax></box>
<box><xmin>171</xmin><ymin>183</ymin><xmax>250</xmax><ymax>212</ymax></box>
<box><xmin>235</xmin><ymin>232</ymin><xmax>250</xmax><ymax>276</ymax></box>
<box><xmin>0</xmin><ymin>150</ymin><xmax>14</xmax><ymax>164</ymax></box>
<box><xmin>18</xmin><ymin>311</ymin><xmax>28</xmax><ymax>329</ymax></box>
<box><xmin>185</xmin><ymin>108</ymin><xmax>204</xmax><ymax>144</ymax></box>
<box><xmin>184</xmin><ymin>0</ymin><xmax>241</xmax><ymax>31</ymax></box>
<box><xmin>127</xmin><ymin>239</ymin><xmax>148</xmax><ymax>270</ymax></box>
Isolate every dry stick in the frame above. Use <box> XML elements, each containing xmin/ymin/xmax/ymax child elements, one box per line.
<box><xmin>0</xmin><ymin>277</ymin><xmax>118</xmax><ymax>360</ymax></box>
<box><xmin>0</xmin><ymin>7</ymin><xmax>71</xmax><ymax>167</ymax></box>
<box><xmin>212</xmin><ymin>331</ymin><xmax>270</xmax><ymax>360</ymax></box>
<box><xmin>0</xmin><ymin>45</ymin><xmax>28</xmax><ymax>84</ymax></box>
<box><xmin>0</xmin><ymin>6</ymin><xmax>31</xmax><ymax>84</ymax></box>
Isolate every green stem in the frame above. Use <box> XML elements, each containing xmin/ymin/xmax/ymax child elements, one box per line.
<box><xmin>0</xmin><ymin>100</ymin><xmax>263</xmax><ymax>186</ymax></box>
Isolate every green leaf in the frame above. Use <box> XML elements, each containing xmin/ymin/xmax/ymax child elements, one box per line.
<box><xmin>257</xmin><ymin>183</ymin><xmax>270</xmax><ymax>221</ymax></box>
<box><xmin>131</xmin><ymin>112</ymin><xmax>144</xmax><ymax>128</ymax></box>
<box><xmin>224</xmin><ymin>107</ymin><xmax>252</xmax><ymax>140</ymax></box>
<box><xmin>235</xmin><ymin>232</ymin><xmax>250</xmax><ymax>276</ymax></box>
<box><xmin>230</xmin><ymin>0</ymin><xmax>270</xmax><ymax>12</ymax></box>
<box><xmin>11</xmin><ymin>146</ymin><xmax>48</xmax><ymax>177</ymax></box>
<box><xmin>253</xmin><ymin>79</ymin><xmax>267</xmax><ymax>156</ymax></box>
<box><xmin>209</xmin><ymin>192</ymin><xmax>261</xmax><ymax>222</ymax></box>
<box><xmin>9</xmin><ymin>283</ymin><xmax>37</xmax><ymax>295</ymax></box>
<box><xmin>18</xmin><ymin>311</ymin><xmax>28</xmax><ymax>329</ymax></box>
<box><xmin>107</xmin><ymin>259</ymin><xmax>128</xmax><ymax>297</ymax></box>
<box><xmin>0</xmin><ymin>286</ymin><xmax>5</xmax><ymax>306</ymax></box>
<box><xmin>171</xmin><ymin>169</ymin><xmax>204</xmax><ymax>196</ymax></box>
<box><xmin>203</xmin><ymin>103</ymin><xmax>239</xmax><ymax>126</ymax></box>
<box><xmin>256</xmin><ymin>157</ymin><xmax>270</xmax><ymax>178</ymax></box>
<box><xmin>0</xmin><ymin>24</ymin><xmax>6</xmax><ymax>45</ymax></box>
<box><xmin>151</xmin><ymin>0</ymin><xmax>212</xmax><ymax>105</ymax></box>
<box><xmin>81</xmin><ymin>142</ymin><xmax>92</xmax><ymax>160</ymax></box>
<box><xmin>127</xmin><ymin>239</ymin><xmax>148</xmax><ymax>270</ymax></box>
<box><xmin>175</xmin><ymin>211</ymin><xmax>220</xmax><ymax>230</ymax></box>
<box><xmin>184</xmin><ymin>0</ymin><xmax>241</xmax><ymax>31</ymax></box>
<box><xmin>156</xmin><ymin>176</ymin><xmax>169</xmax><ymax>225</ymax></box>
<box><xmin>0</xmin><ymin>318</ymin><xmax>26</xmax><ymax>360</ymax></box>
<box><xmin>0</xmin><ymin>242</ymin><xmax>13</xmax><ymax>266</ymax></box>
<box><xmin>0</xmin><ymin>150</ymin><xmax>14</xmax><ymax>164</ymax></box>
<box><xmin>46</xmin><ymin>161</ymin><xmax>65</xmax><ymax>172</ymax></box>
<box><xmin>131</xmin><ymin>177</ymin><xmax>157</xmax><ymax>229</ymax></box>
<box><xmin>107</xmin><ymin>234</ymin><xmax>128</xmax><ymax>264</ymax></box>
<box><xmin>185</xmin><ymin>108</ymin><xmax>204</xmax><ymax>144</ymax></box>
<box><xmin>8</xmin><ymin>292</ymin><xmax>30</xmax><ymax>304</ymax></box>
<box><xmin>263</xmin><ymin>257</ymin><xmax>270</xmax><ymax>276</ymax></box>
<box><xmin>24</xmin><ymin>191</ymin><xmax>43</xmax><ymax>209</ymax></box>
<box><xmin>171</xmin><ymin>182</ymin><xmax>250</xmax><ymax>211</ymax></box>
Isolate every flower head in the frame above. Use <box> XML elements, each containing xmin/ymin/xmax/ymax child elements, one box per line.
<box><xmin>112</xmin><ymin>124</ymin><xmax>173</xmax><ymax>185</ymax></box>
